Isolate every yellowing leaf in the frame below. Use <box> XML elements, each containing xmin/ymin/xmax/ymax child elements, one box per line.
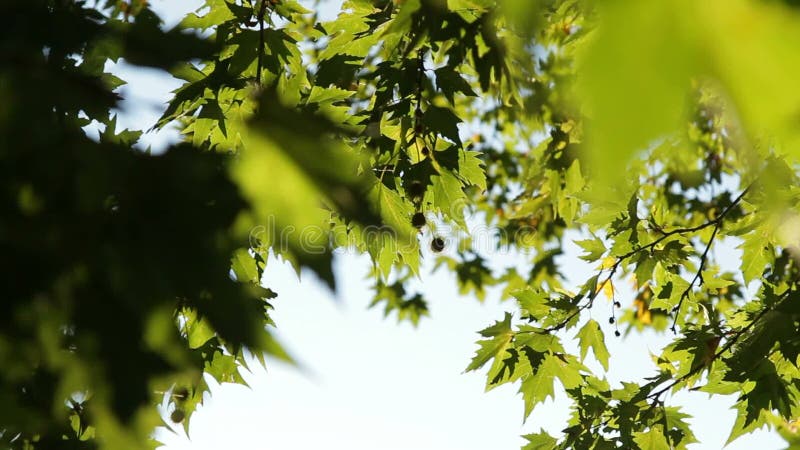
<box><xmin>634</xmin><ymin>298</ymin><xmax>652</xmax><ymax>325</ymax></box>
<box><xmin>596</xmin><ymin>278</ymin><xmax>614</xmax><ymax>301</ymax></box>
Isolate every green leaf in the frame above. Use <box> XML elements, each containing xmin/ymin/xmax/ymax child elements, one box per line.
<box><xmin>447</xmin><ymin>0</ymin><xmax>493</xmax><ymax>13</ymax></box>
<box><xmin>513</xmin><ymin>288</ymin><xmax>551</xmax><ymax>321</ymax></box>
<box><xmin>701</xmin><ymin>0</ymin><xmax>800</xmax><ymax>158</ymax></box>
<box><xmin>205</xmin><ymin>351</ymin><xmax>245</xmax><ymax>384</ymax></box>
<box><xmin>578</xmin><ymin>1</ymin><xmax>700</xmax><ymax>189</ymax></box>
<box><xmin>519</xmin><ymin>359</ymin><xmax>556</xmax><ymax>418</ymax></box>
<box><xmin>739</xmin><ymin>233</ymin><xmax>769</xmax><ymax>284</ymax></box>
<box><xmin>726</xmin><ymin>399</ymin><xmax>769</xmax><ymax>446</ymax></box>
<box><xmin>575</xmin><ymin>235</ymin><xmax>606</xmax><ymax>261</ymax></box>
<box><xmin>662</xmin><ymin>406</ymin><xmax>698</xmax><ymax>448</ymax></box>
<box><xmin>186</xmin><ymin>313</ymin><xmax>216</xmax><ymax>350</ymax></box>
<box><xmin>370</xmin><ymin>281</ymin><xmax>429</xmax><ymax>326</ymax></box>
<box><xmin>576</xmin><ymin>319</ymin><xmax>610</xmax><ymax>371</ymax></box>
<box><xmin>431</xmin><ymin>169</ymin><xmax>468</xmax><ymax>227</ymax></box>
<box><xmin>274</xmin><ymin>0</ymin><xmax>312</xmax><ymax>17</ymax></box>
<box><xmin>375</xmin><ymin>183</ymin><xmax>417</xmax><ymax>238</ymax></box>
<box><xmin>457</xmin><ymin>149</ymin><xmax>487</xmax><ymax>191</ymax></box>
<box><xmin>542</xmin><ymin>353</ymin><xmax>583</xmax><ymax>390</ymax></box>
<box><xmin>423</xmin><ymin>105</ymin><xmax>462</xmax><ymax>145</ymax></box>
<box><xmin>465</xmin><ymin>313</ymin><xmax>514</xmax><ymax>372</ymax></box>
<box><xmin>564</xmin><ymin>159</ymin><xmax>585</xmax><ymax>196</ymax></box>
<box><xmin>522</xmin><ymin>430</ymin><xmax>558</xmax><ymax>450</ymax></box>
<box><xmin>435</xmin><ymin>66</ymin><xmax>477</xmax><ymax>103</ymax></box>
<box><xmin>100</xmin><ymin>115</ymin><xmax>142</xmax><ymax>146</ymax></box>
<box><xmin>633</xmin><ymin>426</ymin><xmax>671</xmax><ymax>450</ymax></box>
<box><xmin>232</xmin><ymin>127</ymin><xmax>335</xmax><ymax>285</ymax></box>
<box><xmin>385</xmin><ymin>0</ymin><xmax>421</xmax><ymax>35</ymax></box>
<box><xmin>231</xmin><ymin>248</ymin><xmax>259</xmax><ymax>284</ymax></box>
<box><xmin>181</xmin><ymin>0</ymin><xmax>236</xmax><ymax>30</ymax></box>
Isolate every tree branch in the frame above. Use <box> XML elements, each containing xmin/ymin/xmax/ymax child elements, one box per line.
<box><xmin>646</xmin><ymin>287</ymin><xmax>787</xmax><ymax>401</ymax></box>
<box><xmin>531</xmin><ymin>185</ymin><xmax>751</xmax><ymax>335</ymax></box>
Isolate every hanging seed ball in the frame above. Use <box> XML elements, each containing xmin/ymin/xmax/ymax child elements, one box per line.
<box><xmin>608</xmin><ymin>317</ymin><xmax>615</xmax><ymax>324</ymax></box>
<box><xmin>171</xmin><ymin>409</ymin><xmax>185</xmax><ymax>423</ymax></box>
<box><xmin>614</xmin><ymin>330</ymin><xmax>621</xmax><ymax>337</ymax></box>
<box><xmin>406</xmin><ymin>180</ymin><xmax>425</xmax><ymax>201</ymax></box>
<box><xmin>412</xmin><ymin>212</ymin><xmax>427</xmax><ymax>228</ymax></box>
<box><xmin>431</xmin><ymin>236</ymin><xmax>445</xmax><ymax>252</ymax></box>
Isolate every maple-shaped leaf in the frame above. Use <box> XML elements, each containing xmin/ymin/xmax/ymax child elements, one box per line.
<box><xmin>522</xmin><ymin>430</ymin><xmax>558</xmax><ymax>450</ymax></box>
<box><xmin>576</xmin><ymin>319</ymin><xmax>610</xmax><ymax>371</ymax></box>
<box><xmin>542</xmin><ymin>353</ymin><xmax>584</xmax><ymax>390</ymax></box>
<box><xmin>435</xmin><ymin>66</ymin><xmax>477</xmax><ymax>103</ymax></box>
<box><xmin>465</xmin><ymin>313</ymin><xmax>514</xmax><ymax>372</ymax></box>
<box><xmin>726</xmin><ymin>399</ymin><xmax>769</xmax><ymax>446</ymax></box>
<box><xmin>633</xmin><ymin>426</ymin><xmax>671</xmax><ymax>450</ymax></box>
<box><xmin>431</xmin><ymin>169</ymin><xmax>468</xmax><ymax>227</ymax></box>
<box><xmin>513</xmin><ymin>287</ymin><xmax>551</xmax><ymax>321</ymax></box>
<box><xmin>423</xmin><ymin>105</ymin><xmax>462</xmax><ymax>145</ymax></box>
<box><xmin>457</xmin><ymin>149</ymin><xmax>487</xmax><ymax>191</ymax></box>
<box><xmin>519</xmin><ymin>358</ymin><xmax>556</xmax><ymax>418</ymax></box>
<box><xmin>739</xmin><ymin>359</ymin><xmax>793</xmax><ymax>426</ymax></box>
<box><xmin>661</xmin><ymin>406</ymin><xmax>698</xmax><ymax>449</ymax></box>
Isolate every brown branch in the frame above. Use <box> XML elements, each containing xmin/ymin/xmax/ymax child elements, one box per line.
<box><xmin>670</xmin><ymin>224</ymin><xmax>719</xmax><ymax>333</ymax></box>
<box><xmin>539</xmin><ymin>262</ymin><xmax>622</xmax><ymax>334</ymax></box>
<box><xmin>528</xmin><ymin>185</ymin><xmax>751</xmax><ymax>335</ymax></box>
<box><xmin>668</xmin><ymin>186</ymin><xmax>751</xmax><ymax>332</ymax></box>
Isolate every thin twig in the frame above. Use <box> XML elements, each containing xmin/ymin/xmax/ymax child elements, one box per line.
<box><xmin>670</xmin><ymin>224</ymin><xmax>719</xmax><ymax>333</ymax></box>
<box><xmin>527</xmin><ymin>185</ymin><xmax>752</xmax><ymax>335</ymax></box>
<box><xmin>646</xmin><ymin>288</ymin><xmax>786</xmax><ymax>401</ymax></box>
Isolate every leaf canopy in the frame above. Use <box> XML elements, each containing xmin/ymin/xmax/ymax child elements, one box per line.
<box><xmin>3</xmin><ymin>0</ymin><xmax>800</xmax><ymax>449</ymax></box>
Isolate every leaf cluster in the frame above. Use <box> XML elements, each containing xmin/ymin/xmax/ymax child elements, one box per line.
<box><xmin>5</xmin><ymin>1</ymin><xmax>800</xmax><ymax>449</ymax></box>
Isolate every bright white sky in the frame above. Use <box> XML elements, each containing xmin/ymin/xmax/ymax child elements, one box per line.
<box><xmin>108</xmin><ymin>1</ymin><xmax>786</xmax><ymax>449</ymax></box>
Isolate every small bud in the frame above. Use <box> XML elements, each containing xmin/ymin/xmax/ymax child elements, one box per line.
<box><xmin>406</xmin><ymin>181</ymin><xmax>425</xmax><ymax>201</ymax></box>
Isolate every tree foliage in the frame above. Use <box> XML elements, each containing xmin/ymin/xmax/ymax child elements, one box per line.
<box><xmin>3</xmin><ymin>0</ymin><xmax>800</xmax><ymax>449</ymax></box>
